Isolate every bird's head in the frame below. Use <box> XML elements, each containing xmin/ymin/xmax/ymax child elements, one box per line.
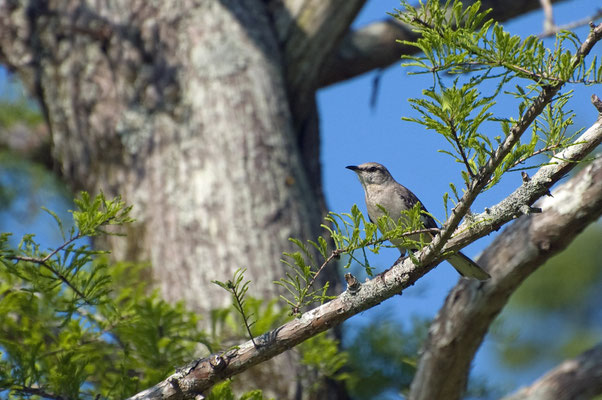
<box><xmin>346</xmin><ymin>162</ymin><xmax>394</xmax><ymax>186</ymax></box>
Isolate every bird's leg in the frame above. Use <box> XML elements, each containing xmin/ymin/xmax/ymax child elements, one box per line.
<box><xmin>394</xmin><ymin>254</ymin><xmax>409</xmax><ymax>265</ymax></box>
<box><xmin>393</xmin><ymin>248</ymin><xmax>409</xmax><ymax>265</ymax></box>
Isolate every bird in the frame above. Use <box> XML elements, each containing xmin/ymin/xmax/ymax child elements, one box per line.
<box><xmin>346</xmin><ymin>162</ymin><xmax>490</xmax><ymax>280</ymax></box>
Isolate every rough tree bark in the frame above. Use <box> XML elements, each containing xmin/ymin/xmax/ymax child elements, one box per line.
<box><xmin>0</xmin><ymin>0</ymin><xmax>577</xmax><ymax>397</ymax></box>
<box><xmin>503</xmin><ymin>343</ymin><xmax>602</xmax><ymax>400</ymax></box>
<box><xmin>125</xmin><ymin>100</ymin><xmax>602</xmax><ymax>400</ymax></box>
<box><xmin>409</xmin><ymin>156</ymin><xmax>602</xmax><ymax>400</ymax></box>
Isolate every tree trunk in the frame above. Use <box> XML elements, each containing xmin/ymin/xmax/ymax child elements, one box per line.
<box><xmin>0</xmin><ymin>0</ymin><xmax>577</xmax><ymax>397</ymax></box>
<box><xmin>0</xmin><ymin>1</ymin><xmax>353</xmax><ymax>397</ymax></box>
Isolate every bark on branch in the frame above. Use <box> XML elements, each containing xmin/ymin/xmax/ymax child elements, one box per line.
<box><xmin>409</xmin><ymin>133</ymin><xmax>602</xmax><ymax>399</ymax></box>
<box><xmin>422</xmin><ymin>23</ymin><xmax>602</xmax><ymax>270</ymax></box>
<box><xmin>318</xmin><ymin>0</ymin><xmax>571</xmax><ymax>87</ymax></box>
<box><xmin>127</xmin><ymin>100</ymin><xmax>602</xmax><ymax>399</ymax></box>
<box><xmin>272</xmin><ymin>0</ymin><xmax>366</xmax><ymax>123</ymax></box>
<box><xmin>503</xmin><ymin>343</ymin><xmax>602</xmax><ymax>400</ymax></box>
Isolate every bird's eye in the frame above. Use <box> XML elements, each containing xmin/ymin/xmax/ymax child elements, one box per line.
<box><xmin>367</xmin><ymin>167</ymin><xmax>377</xmax><ymax>172</ymax></box>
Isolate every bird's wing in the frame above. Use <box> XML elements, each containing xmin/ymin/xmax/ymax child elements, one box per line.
<box><xmin>393</xmin><ymin>184</ymin><xmax>439</xmax><ymax>230</ymax></box>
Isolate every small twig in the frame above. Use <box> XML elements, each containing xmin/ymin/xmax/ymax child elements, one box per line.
<box><xmin>10</xmin><ymin>385</ymin><xmax>64</xmax><ymax>400</ymax></box>
<box><xmin>41</xmin><ymin>231</ymin><xmax>83</xmax><ymax>263</ymax></box>
<box><xmin>539</xmin><ymin>9</ymin><xmax>602</xmax><ymax>38</ymax></box>
<box><xmin>593</xmin><ymin>93</ymin><xmax>602</xmax><ymax>113</ymax></box>
<box><xmin>506</xmin><ymin>142</ymin><xmax>567</xmax><ymax>171</ymax></box>
<box><xmin>229</xmin><ymin>285</ymin><xmax>257</xmax><ymax>348</ymax></box>
<box><xmin>293</xmin><ymin>227</ymin><xmax>442</xmax><ymax>311</ymax></box>
<box><xmin>539</xmin><ymin>0</ymin><xmax>555</xmax><ymax>34</ymax></box>
<box><xmin>370</xmin><ymin>69</ymin><xmax>384</xmax><ymax>110</ymax></box>
<box><xmin>412</xmin><ymin>16</ymin><xmax>434</xmax><ymax>30</ymax></box>
<box><xmin>11</xmin><ymin>256</ymin><xmax>91</xmax><ymax>304</ymax></box>
<box><xmin>449</xmin><ymin>124</ymin><xmax>476</xmax><ymax>178</ymax></box>
<box><xmin>344</xmin><ymin>273</ymin><xmax>361</xmax><ymax>293</ymax></box>
<box><xmin>431</xmin><ymin>58</ymin><xmax>599</xmax><ymax>85</ymax></box>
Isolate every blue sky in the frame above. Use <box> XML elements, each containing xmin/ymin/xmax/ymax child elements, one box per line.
<box><xmin>1</xmin><ymin>0</ymin><xmax>601</xmax><ymax>398</ymax></box>
<box><xmin>319</xmin><ymin>0</ymin><xmax>601</xmax><ymax>396</ymax></box>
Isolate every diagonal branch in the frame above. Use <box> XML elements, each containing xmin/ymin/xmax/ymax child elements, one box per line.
<box><xmin>9</xmin><ymin>385</ymin><xmax>64</xmax><ymax>400</ymax></box>
<box><xmin>445</xmin><ymin>94</ymin><xmax>602</xmax><ymax>253</ymax></box>
<box><xmin>450</xmin><ymin>124</ymin><xmax>476</xmax><ymax>178</ymax></box>
<box><xmin>539</xmin><ymin>8</ymin><xmax>602</xmax><ymax>38</ymax></box>
<box><xmin>273</xmin><ymin>0</ymin><xmax>366</xmax><ymax>123</ymax></box>
<box><xmin>127</xmin><ymin>101</ymin><xmax>602</xmax><ymax>399</ymax></box>
<box><xmin>422</xmin><ymin>23</ymin><xmax>602</xmax><ymax>271</ymax></box>
<box><xmin>539</xmin><ymin>0</ymin><xmax>556</xmax><ymax>33</ymax></box>
<box><xmin>318</xmin><ymin>0</ymin><xmax>572</xmax><ymax>88</ymax></box>
<box><xmin>502</xmin><ymin>343</ymin><xmax>602</xmax><ymax>400</ymax></box>
<box><xmin>317</xmin><ymin>18</ymin><xmax>419</xmax><ymax>87</ymax></box>
<box><xmin>409</xmin><ymin>155</ymin><xmax>602</xmax><ymax>399</ymax></box>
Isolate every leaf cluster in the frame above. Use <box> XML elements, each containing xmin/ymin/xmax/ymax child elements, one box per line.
<box><xmin>298</xmin><ymin>333</ymin><xmax>350</xmax><ymax>393</ymax></box>
<box><xmin>206</xmin><ymin>379</ymin><xmax>267</xmax><ymax>400</ymax></box>
<box><xmin>395</xmin><ymin>0</ymin><xmax>601</xmax><ymax>201</ymax></box>
<box><xmin>0</xmin><ymin>100</ymin><xmax>43</xmax><ymax>129</ymax></box>
<box><xmin>0</xmin><ymin>193</ymin><xmax>208</xmax><ymax>398</ymax></box>
<box><xmin>344</xmin><ymin>318</ymin><xmax>428</xmax><ymax>399</ymax></box>
<box><xmin>276</xmin><ymin>204</ymin><xmax>437</xmax><ymax>316</ymax></box>
<box><xmin>213</xmin><ymin>269</ymin><xmax>259</xmax><ymax>347</ymax></box>
<box><xmin>213</xmin><ymin>270</ymin><xmax>352</xmax><ymax>395</ymax></box>
<box><xmin>0</xmin><ymin>191</ymin><xmax>322</xmax><ymax>398</ymax></box>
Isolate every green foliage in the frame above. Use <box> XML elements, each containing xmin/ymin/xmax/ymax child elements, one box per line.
<box><xmin>0</xmin><ymin>190</ymin><xmax>298</xmax><ymax>398</ymax></box>
<box><xmin>210</xmin><ymin>297</ymin><xmax>291</xmax><ymax>349</ymax></box>
<box><xmin>395</xmin><ymin>0</ymin><xmax>600</xmax><ymax>205</ymax></box>
<box><xmin>0</xmin><ymin>193</ymin><xmax>209</xmax><ymax>398</ymax></box>
<box><xmin>277</xmin><ymin>204</ymin><xmax>435</xmax><ymax>315</ymax></box>
<box><xmin>0</xmin><ymin>192</ymin><xmax>133</xmax><ymax>309</ymax></box>
<box><xmin>0</xmin><ymin>150</ymin><xmax>70</xmax><ymax>214</ymax></box>
<box><xmin>0</xmin><ymin>100</ymin><xmax>43</xmax><ymax>129</ymax></box>
<box><xmin>213</xmin><ymin>269</ymin><xmax>260</xmax><ymax>346</ymax></box>
<box><xmin>299</xmin><ymin>333</ymin><xmax>349</xmax><ymax>383</ymax></box>
<box><xmin>494</xmin><ymin>224</ymin><xmax>602</xmax><ymax>371</ymax></box>
<box><xmin>344</xmin><ymin>318</ymin><xmax>428</xmax><ymax>399</ymax></box>
<box><xmin>510</xmin><ymin>224</ymin><xmax>602</xmax><ymax>311</ymax></box>
<box><xmin>206</xmin><ymin>380</ymin><xmax>267</xmax><ymax>400</ymax></box>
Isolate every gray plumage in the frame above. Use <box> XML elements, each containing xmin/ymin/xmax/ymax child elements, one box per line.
<box><xmin>347</xmin><ymin>162</ymin><xmax>490</xmax><ymax>281</ymax></box>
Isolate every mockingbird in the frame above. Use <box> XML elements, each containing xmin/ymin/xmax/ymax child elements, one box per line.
<box><xmin>347</xmin><ymin>162</ymin><xmax>490</xmax><ymax>280</ymax></box>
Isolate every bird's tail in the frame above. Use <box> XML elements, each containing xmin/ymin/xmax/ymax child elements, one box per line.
<box><xmin>448</xmin><ymin>252</ymin><xmax>490</xmax><ymax>281</ymax></box>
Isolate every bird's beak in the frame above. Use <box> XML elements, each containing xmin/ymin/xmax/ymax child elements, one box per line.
<box><xmin>346</xmin><ymin>165</ymin><xmax>359</xmax><ymax>172</ymax></box>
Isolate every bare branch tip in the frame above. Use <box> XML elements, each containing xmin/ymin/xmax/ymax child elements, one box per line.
<box><xmin>591</xmin><ymin>94</ymin><xmax>602</xmax><ymax>113</ymax></box>
<box><xmin>210</xmin><ymin>354</ymin><xmax>227</xmax><ymax>371</ymax></box>
<box><xmin>344</xmin><ymin>273</ymin><xmax>361</xmax><ymax>294</ymax></box>
<box><xmin>519</xmin><ymin>204</ymin><xmax>542</xmax><ymax>215</ymax></box>
<box><xmin>521</xmin><ymin>171</ymin><xmax>531</xmax><ymax>183</ymax></box>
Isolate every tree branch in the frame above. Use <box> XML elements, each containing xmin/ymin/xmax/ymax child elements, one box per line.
<box><xmin>127</xmin><ymin>97</ymin><xmax>602</xmax><ymax>399</ymax></box>
<box><xmin>502</xmin><ymin>343</ymin><xmax>602</xmax><ymax>400</ymax></box>
<box><xmin>422</xmin><ymin>24</ymin><xmax>602</xmax><ymax>271</ymax></box>
<box><xmin>317</xmin><ymin>18</ymin><xmax>418</xmax><ymax>87</ymax></box>
<box><xmin>9</xmin><ymin>385</ymin><xmax>64</xmax><ymax>400</ymax></box>
<box><xmin>538</xmin><ymin>5</ymin><xmax>602</xmax><ymax>38</ymax></box>
<box><xmin>539</xmin><ymin>0</ymin><xmax>556</xmax><ymax>33</ymax></box>
<box><xmin>409</xmin><ymin>155</ymin><xmax>602</xmax><ymax>399</ymax></box>
<box><xmin>318</xmin><ymin>0</ymin><xmax>572</xmax><ymax>87</ymax></box>
<box><xmin>10</xmin><ymin>244</ymin><xmax>92</xmax><ymax>306</ymax></box>
<box><xmin>450</xmin><ymin>124</ymin><xmax>476</xmax><ymax>178</ymax></box>
<box><xmin>272</xmin><ymin>0</ymin><xmax>366</xmax><ymax>122</ymax></box>
<box><xmin>445</xmin><ymin>93</ymin><xmax>602</xmax><ymax>253</ymax></box>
